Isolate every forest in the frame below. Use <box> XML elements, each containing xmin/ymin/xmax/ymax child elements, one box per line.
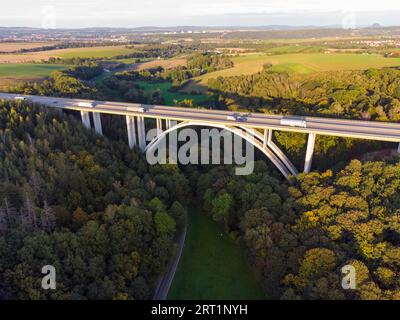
<box><xmin>193</xmin><ymin>160</ymin><xmax>400</xmax><ymax>299</ymax></box>
<box><xmin>208</xmin><ymin>66</ymin><xmax>400</xmax><ymax>122</ymax></box>
<box><xmin>108</xmin><ymin>52</ymin><xmax>234</xmax><ymax>88</ymax></box>
<box><xmin>0</xmin><ymin>99</ymin><xmax>398</xmax><ymax>299</ymax></box>
<box><xmin>0</xmin><ymin>101</ymin><xmax>188</xmax><ymax>299</ymax></box>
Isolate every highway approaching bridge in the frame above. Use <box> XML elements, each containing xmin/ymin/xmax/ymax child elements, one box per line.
<box><xmin>1</xmin><ymin>92</ymin><xmax>399</xmax><ymax>180</ymax></box>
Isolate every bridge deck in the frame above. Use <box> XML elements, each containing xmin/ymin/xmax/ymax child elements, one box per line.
<box><xmin>1</xmin><ymin>92</ymin><xmax>400</xmax><ymax>143</ymax></box>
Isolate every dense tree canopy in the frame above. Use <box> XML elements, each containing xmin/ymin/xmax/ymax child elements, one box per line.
<box><xmin>0</xmin><ymin>101</ymin><xmax>189</xmax><ymax>299</ymax></box>
<box><xmin>195</xmin><ymin>159</ymin><xmax>400</xmax><ymax>300</ymax></box>
<box><xmin>209</xmin><ymin>66</ymin><xmax>400</xmax><ymax>122</ymax></box>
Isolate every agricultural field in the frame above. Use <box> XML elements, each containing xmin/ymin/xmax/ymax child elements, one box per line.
<box><xmin>183</xmin><ymin>52</ymin><xmax>400</xmax><ymax>92</ymax></box>
<box><xmin>131</xmin><ymin>57</ymin><xmax>187</xmax><ymax>71</ymax></box>
<box><xmin>0</xmin><ymin>63</ymin><xmax>67</xmax><ymax>89</ymax></box>
<box><xmin>264</xmin><ymin>45</ymin><xmax>324</xmax><ymax>54</ymax></box>
<box><xmin>114</xmin><ymin>57</ymin><xmax>154</xmax><ymax>64</ymax></box>
<box><xmin>0</xmin><ymin>42</ymin><xmax>55</xmax><ymax>53</ymax></box>
<box><xmin>0</xmin><ymin>45</ymin><xmax>139</xmax><ymax>63</ymax></box>
<box><xmin>136</xmin><ymin>80</ymin><xmax>209</xmax><ymax>105</ymax></box>
<box><xmin>0</xmin><ymin>63</ymin><xmax>66</xmax><ymax>77</ymax></box>
<box><xmin>0</xmin><ymin>53</ymin><xmax>53</xmax><ymax>63</ymax></box>
<box><xmin>51</xmin><ymin>45</ymin><xmax>138</xmax><ymax>59</ymax></box>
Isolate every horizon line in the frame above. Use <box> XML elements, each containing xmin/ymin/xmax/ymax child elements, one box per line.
<box><xmin>0</xmin><ymin>23</ymin><xmax>398</xmax><ymax>30</ymax></box>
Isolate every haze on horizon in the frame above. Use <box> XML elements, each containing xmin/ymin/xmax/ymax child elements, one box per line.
<box><xmin>1</xmin><ymin>0</ymin><xmax>400</xmax><ymax>29</ymax></box>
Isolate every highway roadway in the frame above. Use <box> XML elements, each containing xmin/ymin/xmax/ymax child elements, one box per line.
<box><xmin>1</xmin><ymin>92</ymin><xmax>400</xmax><ymax>143</ymax></box>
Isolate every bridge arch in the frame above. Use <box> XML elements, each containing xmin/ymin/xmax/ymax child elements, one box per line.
<box><xmin>145</xmin><ymin>121</ymin><xmax>296</xmax><ymax>180</ymax></box>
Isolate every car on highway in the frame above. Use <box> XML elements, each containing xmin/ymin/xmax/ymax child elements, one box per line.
<box><xmin>127</xmin><ymin>106</ymin><xmax>147</xmax><ymax>113</ymax></box>
<box><xmin>227</xmin><ymin>114</ymin><xmax>248</xmax><ymax>122</ymax></box>
<box><xmin>14</xmin><ymin>96</ymin><xmax>27</xmax><ymax>101</ymax></box>
<box><xmin>280</xmin><ymin>117</ymin><xmax>307</xmax><ymax>128</ymax></box>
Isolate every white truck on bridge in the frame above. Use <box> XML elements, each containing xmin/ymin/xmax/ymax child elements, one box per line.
<box><xmin>280</xmin><ymin>117</ymin><xmax>307</xmax><ymax>128</ymax></box>
<box><xmin>14</xmin><ymin>96</ymin><xmax>27</xmax><ymax>101</ymax></box>
<box><xmin>127</xmin><ymin>106</ymin><xmax>147</xmax><ymax>113</ymax></box>
<box><xmin>78</xmin><ymin>102</ymin><xmax>94</xmax><ymax>108</ymax></box>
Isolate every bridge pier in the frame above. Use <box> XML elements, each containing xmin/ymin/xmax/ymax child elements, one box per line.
<box><xmin>304</xmin><ymin>133</ymin><xmax>316</xmax><ymax>174</ymax></box>
<box><xmin>126</xmin><ymin>116</ymin><xmax>137</xmax><ymax>149</ymax></box>
<box><xmin>93</xmin><ymin>113</ymin><xmax>103</xmax><ymax>135</ymax></box>
<box><xmin>398</xmin><ymin>143</ymin><xmax>400</xmax><ymax>154</ymax></box>
<box><xmin>80</xmin><ymin>111</ymin><xmax>91</xmax><ymax>129</ymax></box>
<box><xmin>137</xmin><ymin>116</ymin><xmax>146</xmax><ymax>151</ymax></box>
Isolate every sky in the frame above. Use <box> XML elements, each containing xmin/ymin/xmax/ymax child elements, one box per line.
<box><xmin>1</xmin><ymin>0</ymin><xmax>400</xmax><ymax>28</ymax></box>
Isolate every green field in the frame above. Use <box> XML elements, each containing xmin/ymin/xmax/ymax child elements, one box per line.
<box><xmin>269</xmin><ymin>63</ymin><xmax>314</xmax><ymax>73</ymax></box>
<box><xmin>115</xmin><ymin>57</ymin><xmax>154</xmax><ymax>64</ymax></box>
<box><xmin>56</xmin><ymin>46</ymin><xmax>137</xmax><ymax>59</ymax></box>
<box><xmin>266</xmin><ymin>45</ymin><xmax>324</xmax><ymax>54</ymax></box>
<box><xmin>0</xmin><ymin>63</ymin><xmax>67</xmax><ymax>77</ymax></box>
<box><xmin>136</xmin><ymin>81</ymin><xmax>210</xmax><ymax>105</ymax></box>
<box><xmin>188</xmin><ymin>52</ymin><xmax>400</xmax><ymax>89</ymax></box>
<box><xmin>168</xmin><ymin>208</ymin><xmax>265</xmax><ymax>300</ymax></box>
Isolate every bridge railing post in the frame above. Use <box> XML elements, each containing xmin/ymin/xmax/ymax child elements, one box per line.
<box><xmin>304</xmin><ymin>133</ymin><xmax>316</xmax><ymax>174</ymax></box>
<box><xmin>156</xmin><ymin>118</ymin><xmax>163</xmax><ymax>135</ymax></box>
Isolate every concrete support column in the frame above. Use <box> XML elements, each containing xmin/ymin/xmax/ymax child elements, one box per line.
<box><xmin>156</xmin><ymin>118</ymin><xmax>163</xmax><ymax>135</ymax></box>
<box><xmin>137</xmin><ymin>116</ymin><xmax>146</xmax><ymax>151</ymax></box>
<box><xmin>126</xmin><ymin>116</ymin><xmax>137</xmax><ymax>149</ymax></box>
<box><xmin>263</xmin><ymin>129</ymin><xmax>268</xmax><ymax>148</ymax></box>
<box><xmin>304</xmin><ymin>133</ymin><xmax>316</xmax><ymax>174</ymax></box>
<box><xmin>267</xmin><ymin>129</ymin><xmax>273</xmax><ymax>144</ymax></box>
<box><xmin>263</xmin><ymin>129</ymin><xmax>273</xmax><ymax>149</ymax></box>
<box><xmin>398</xmin><ymin>143</ymin><xmax>400</xmax><ymax>154</ymax></box>
<box><xmin>80</xmin><ymin>111</ymin><xmax>91</xmax><ymax>129</ymax></box>
<box><xmin>93</xmin><ymin>112</ymin><xmax>103</xmax><ymax>135</ymax></box>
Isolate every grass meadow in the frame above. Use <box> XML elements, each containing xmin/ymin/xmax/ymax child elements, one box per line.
<box><xmin>183</xmin><ymin>52</ymin><xmax>400</xmax><ymax>92</ymax></box>
<box><xmin>136</xmin><ymin>80</ymin><xmax>209</xmax><ymax>105</ymax></box>
<box><xmin>168</xmin><ymin>208</ymin><xmax>265</xmax><ymax>300</ymax></box>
